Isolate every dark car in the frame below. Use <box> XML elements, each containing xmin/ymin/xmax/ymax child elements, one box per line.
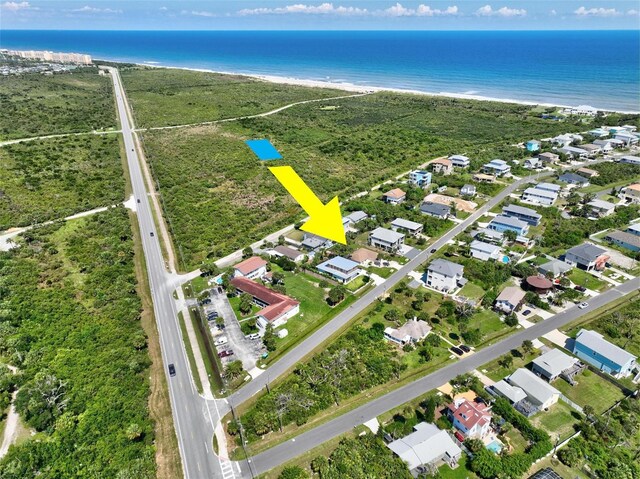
<box><xmin>150</xmin><ymin>232</ymin><xmax>154</xmax><ymax>237</ymax></box>
<box><xmin>168</xmin><ymin>363</ymin><xmax>176</xmax><ymax>377</ymax></box>
<box><xmin>137</xmin><ymin>199</ymin><xmax>141</xmax><ymax>203</ymax></box>
<box><xmin>450</xmin><ymin>346</ymin><xmax>464</xmax><ymax>356</ymax></box>
<box><xmin>574</xmin><ymin>285</ymin><xmax>587</xmax><ymax>292</ymax></box>
<box><xmin>218</xmin><ymin>349</ymin><xmax>234</xmax><ymax>358</ymax></box>
<box><xmin>459</xmin><ymin>344</ymin><xmax>471</xmax><ymax>353</ymax></box>
<box><xmin>522</xmin><ymin>309</ymin><xmax>532</xmax><ymax>316</ymax></box>
<box><xmin>430</xmin><ymin>248</ymin><xmax>437</xmax><ymax>254</ymax></box>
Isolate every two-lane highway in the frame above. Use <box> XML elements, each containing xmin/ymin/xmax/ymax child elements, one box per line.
<box><xmin>107</xmin><ymin>67</ymin><xmax>231</xmax><ymax>479</ymax></box>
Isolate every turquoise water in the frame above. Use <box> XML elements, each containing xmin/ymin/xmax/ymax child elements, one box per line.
<box><xmin>1</xmin><ymin>30</ymin><xmax>638</xmax><ymax>111</ymax></box>
<box><xmin>487</xmin><ymin>439</ymin><xmax>503</xmax><ymax>453</ymax></box>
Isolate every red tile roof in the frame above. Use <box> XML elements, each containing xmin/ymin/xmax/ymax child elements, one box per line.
<box><xmin>230</xmin><ymin>277</ymin><xmax>299</xmax><ymax>322</ymax></box>
<box><xmin>233</xmin><ymin>256</ymin><xmax>267</xmax><ymax>276</ymax></box>
<box><xmin>447</xmin><ymin>399</ymin><xmax>491</xmax><ymax>432</ymax></box>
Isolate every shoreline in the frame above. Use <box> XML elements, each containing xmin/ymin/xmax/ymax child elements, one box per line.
<box><xmin>123</xmin><ymin>60</ymin><xmax>640</xmax><ymax>115</ymax></box>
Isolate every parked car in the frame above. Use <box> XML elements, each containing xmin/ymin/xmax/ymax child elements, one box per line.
<box><xmin>246</xmin><ymin>333</ymin><xmax>260</xmax><ymax>340</ymax></box>
<box><xmin>218</xmin><ymin>349</ymin><xmax>234</xmax><ymax>358</ymax></box>
<box><xmin>214</xmin><ymin>337</ymin><xmax>227</xmax><ymax>346</ymax></box>
<box><xmin>574</xmin><ymin>285</ymin><xmax>587</xmax><ymax>292</ymax></box>
<box><xmin>150</xmin><ymin>232</ymin><xmax>154</xmax><ymax>237</ymax></box>
<box><xmin>578</xmin><ymin>302</ymin><xmax>589</xmax><ymax>309</ymax></box>
<box><xmin>168</xmin><ymin>364</ymin><xmax>176</xmax><ymax>377</ymax></box>
<box><xmin>459</xmin><ymin>344</ymin><xmax>471</xmax><ymax>353</ymax></box>
<box><xmin>430</xmin><ymin>248</ymin><xmax>437</xmax><ymax>254</ymax></box>
<box><xmin>200</xmin><ymin>298</ymin><xmax>212</xmax><ymax>305</ymax></box>
<box><xmin>522</xmin><ymin>309</ymin><xmax>532</xmax><ymax>316</ymax></box>
<box><xmin>450</xmin><ymin>346</ymin><xmax>464</xmax><ymax>356</ymax></box>
<box><xmin>137</xmin><ymin>199</ymin><xmax>141</xmax><ymax>203</ymax></box>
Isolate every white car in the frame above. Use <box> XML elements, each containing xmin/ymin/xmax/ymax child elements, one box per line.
<box><xmin>214</xmin><ymin>337</ymin><xmax>228</xmax><ymax>346</ymax></box>
<box><xmin>578</xmin><ymin>302</ymin><xmax>589</xmax><ymax>309</ymax></box>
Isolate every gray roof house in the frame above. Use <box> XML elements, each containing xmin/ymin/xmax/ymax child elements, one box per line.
<box><xmin>506</xmin><ymin>368</ymin><xmax>560</xmax><ymax>410</ymax></box>
<box><xmin>490</xmin><ymin>380</ymin><xmax>527</xmax><ymax>404</ymax></box>
<box><xmin>387</xmin><ymin>422</ymin><xmax>462</xmax><ymax>472</ymax></box>
<box><xmin>391</xmin><ymin>218</ymin><xmax>423</xmax><ymax>236</ymax></box>
<box><xmin>368</xmin><ymin>227</ymin><xmax>405</xmax><ymax>253</ymax></box>
<box><xmin>420</xmin><ymin>202</ymin><xmax>451</xmax><ymax>219</ymax></box>
<box><xmin>301</xmin><ymin>233</ymin><xmax>331</xmax><ymax>251</ymax></box>
<box><xmin>345</xmin><ymin>210</ymin><xmax>368</xmax><ymax>225</ymax></box>
<box><xmin>425</xmin><ymin>259</ymin><xmax>465</xmax><ymax>293</ymax></box>
<box><xmin>558</xmin><ymin>172</ymin><xmax>590</xmax><ymax>186</ymax></box>
<box><xmin>564</xmin><ymin>243</ymin><xmax>609</xmax><ymax>271</ymax></box>
<box><xmin>538</xmin><ymin>259</ymin><xmax>573</xmax><ymax>278</ymax></box>
<box><xmin>470</xmin><ymin>240</ymin><xmax>502</xmax><ymax>261</ymax></box>
<box><xmin>461</xmin><ymin>184</ymin><xmax>476</xmax><ymax>196</ymax></box>
<box><xmin>531</xmin><ymin>349</ymin><xmax>580</xmax><ymax>381</ymax></box>
<box><xmin>502</xmin><ymin>204</ymin><xmax>542</xmax><ymax>226</ymax></box>
<box><xmin>384</xmin><ymin>319</ymin><xmax>432</xmax><ymax>345</ymax></box>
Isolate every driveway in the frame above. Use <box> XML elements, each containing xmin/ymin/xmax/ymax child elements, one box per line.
<box><xmin>400</xmin><ymin>244</ymin><xmax>421</xmax><ymax>260</ymax></box>
<box><xmin>209</xmin><ymin>290</ymin><xmax>263</xmax><ymax>373</ymax></box>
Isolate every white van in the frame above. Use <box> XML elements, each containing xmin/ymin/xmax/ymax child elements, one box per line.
<box><xmin>215</xmin><ymin>337</ymin><xmax>228</xmax><ymax>346</ymax></box>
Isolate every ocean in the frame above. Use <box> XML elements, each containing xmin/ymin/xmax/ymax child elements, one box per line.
<box><xmin>1</xmin><ymin>30</ymin><xmax>639</xmax><ymax>112</ymax></box>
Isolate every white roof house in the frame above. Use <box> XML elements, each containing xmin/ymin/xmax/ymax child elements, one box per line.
<box><xmin>532</xmin><ymin>349</ymin><xmax>580</xmax><ymax>381</ymax></box>
<box><xmin>384</xmin><ymin>319</ymin><xmax>432</xmax><ymax>345</ymax></box>
<box><xmin>506</xmin><ymin>368</ymin><xmax>560</xmax><ymax>409</ymax></box>
<box><xmin>482</xmin><ymin>159</ymin><xmax>511</xmax><ymax>176</ymax></box>
<box><xmin>491</xmin><ymin>379</ymin><xmax>527</xmax><ymax>404</ymax></box>
<box><xmin>391</xmin><ymin>218</ymin><xmax>423</xmax><ymax>235</ymax></box>
<box><xmin>470</xmin><ymin>240</ymin><xmax>501</xmax><ymax>261</ymax></box>
<box><xmin>522</xmin><ymin>187</ymin><xmax>558</xmax><ymax>206</ymax></box>
<box><xmin>387</xmin><ymin>422</ymin><xmax>462</xmax><ymax>471</ymax></box>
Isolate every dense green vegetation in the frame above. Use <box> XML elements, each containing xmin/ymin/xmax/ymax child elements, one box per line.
<box><xmin>120</xmin><ymin>67</ymin><xmax>345</xmax><ymax>127</ymax></box>
<box><xmin>0</xmin><ymin>208</ymin><xmax>155</xmax><ymax>478</ymax></box>
<box><xmin>0</xmin><ymin>134</ymin><xmax>125</xmax><ymax>229</ymax></box>
<box><xmin>232</xmin><ymin>326</ymin><xmax>403</xmax><ymax>441</ymax></box>
<box><xmin>140</xmin><ymin>86</ymin><xmax>576</xmax><ymax>269</ymax></box>
<box><xmin>0</xmin><ymin>70</ymin><xmax>115</xmax><ymax>139</ymax></box>
<box><xmin>588</xmin><ymin>162</ymin><xmax>640</xmax><ymax>187</ymax></box>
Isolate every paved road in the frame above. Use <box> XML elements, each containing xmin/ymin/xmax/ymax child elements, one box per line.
<box><xmin>248</xmin><ymin>277</ymin><xmax>639</xmax><ymax>474</ymax></box>
<box><xmin>107</xmin><ymin>67</ymin><xmax>233</xmax><ymax>479</ymax></box>
<box><xmin>229</xmin><ymin>161</ymin><xmax>606</xmax><ymax>407</ymax></box>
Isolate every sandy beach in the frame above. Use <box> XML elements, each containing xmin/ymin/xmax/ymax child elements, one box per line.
<box><xmin>132</xmin><ymin>61</ymin><xmax>639</xmax><ymax>114</ymax></box>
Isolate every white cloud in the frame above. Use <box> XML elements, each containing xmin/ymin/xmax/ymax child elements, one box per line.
<box><xmin>159</xmin><ymin>6</ymin><xmax>168</xmax><ymax>11</ymax></box>
<box><xmin>476</xmin><ymin>4</ymin><xmax>526</xmax><ymax>17</ymax></box>
<box><xmin>1</xmin><ymin>1</ymin><xmax>32</xmax><ymax>11</ymax></box>
<box><xmin>72</xmin><ymin>5</ymin><xmax>123</xmax><ymax>14</ymax></box>
<box><xmin>238</xmin><ymin>3</ymin><xmax>368</xmax><ymax>15</ymax></box>
<box><xmin>550</xmin><ymin>9</ymin><xmax>557</xmax><ymax>16</ymax></box>
<box><xmin>183</xmin><ymin>10</ymin><xmax>216</xmax><ymax>17</ymax></box>
<box><xmin>574</xmin><ymin>6</ymin><xmax>621</xmax><ymax>17</ymax></box>
<box><xmin>382</xmin><ymin>3</ymin><xmax>458</xmax><ymax>17</ymax></box>
<box><xmin>627</xmin><ymin>9</ymin><xmax>639</xmax><ymax>16</ymax></box>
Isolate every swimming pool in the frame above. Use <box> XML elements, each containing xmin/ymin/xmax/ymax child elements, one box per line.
<box><xmin>486</xmin><ymin>439</ymin><xmax>503</xmax><ymax>453</ymax></box>
<box><xmin>502</xmin><ymin>255</ymin><xmax>510</xmax><ymax>264</ymax></box>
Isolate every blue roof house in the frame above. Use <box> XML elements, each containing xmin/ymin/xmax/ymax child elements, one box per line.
<box><xmin>573</xmin><ymin>329</ymin><xmax>637</xmax><ymax>378</ymax></box>
<box><xmin>526</xmin><ymin>140</ymin><xmax>540</xmax><ymax>152</ymax></box>
<box><xmin>316</xmin><ymin>256</ymin><xmax>361</xmax><ymax>284</ymax></box>
<box><xmin>487</xmin><ymin>215</ymin><xmax>529</xmax><ymax>236</ymax></box>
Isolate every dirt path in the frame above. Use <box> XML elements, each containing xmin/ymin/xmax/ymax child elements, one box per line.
<box><xmin>0</xmin><ymin>365</ymin><xmax>19</xmax><ymax>458</ymax></box>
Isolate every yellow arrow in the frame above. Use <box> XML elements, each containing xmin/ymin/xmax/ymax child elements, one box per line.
<box><xmin>268</xmin><ymin>166</ymin><xmax>346</xmax><ymax>245</ymax></box>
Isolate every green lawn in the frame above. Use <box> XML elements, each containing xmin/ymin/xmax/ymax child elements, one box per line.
<box><xmin>366</xmin><ymin>265</ymin><xmax>396</xmax><ymax>278</ymax></box>
<box><xmin>345</xmin><ymin>274</ymin><xmax>368</xmax><ymax>291</ymax></box>
<box><xmin>483</xmin><ymin>349</ymin><xmax>540</xmax><ymax>382</ymax></box>
<box><xmin>568</xmin><ymin>269</ymin><xmax>608</xmax><ymax>292</ymax></box>
<box><xmin>228</xmin><ymin>295</ymin><xmax>261</xmax><ymax>318</ymax></box>
<box><xmin>504</xmin><ymin>427</ymin><xmax>529</xmax><ymax>454</ymax></box>
<box><xmin>468</xmin><ymin>309</ymin><xmax>510</xmax><ymax>344</ymax></box>
<box><xmin>458</xmin><ymin>282</ymin><xmax>486</xmax><ymax>300</ymax></box>
<box><xmin>531</xmin><ymin>400</ymin><xmax>581</xmax><ymax>441</ymax></box>
<box><xmin>438</xmin><ymin>454</ymin><xmax>478</xmax><ymax>479</ymax></box>
<box><xmin>554</xmin><ymin>369</ymin><xmax>624</xmax><ymax>414</ymax></box>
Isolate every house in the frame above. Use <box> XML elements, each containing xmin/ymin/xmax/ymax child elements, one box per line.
<box><xmin>580</xmin><ymin>144</ymin><xmax>601</xmax><ymax>157</ymax></box>
<box><xmin>620</xmin><ymin>155</ymin><xmax>640</xmax><ymax>165</ymax></box>
<box><xmin>420</xmin><ymin>202</ymin><xmax>451</xmax><ymax>219</ymax></box>
<box><xmin>526</xmin><ymin>140</ymin><xmax>540</xmax><ymax>152</ymax></box>
<box><xmin>449</xmin><ymin>154</ymin><xmax>470</xmax><ymax>168</ymax></box>
<box><xmin>551</xmin><ymin>134</ymin><xmax>574</xmax><ymax>146</ymax></box>
<box><xmin>506</xmin><ymin>368</ymin><xmax>560</xmax><ymax>410</ymax></box>
<box><xmin>593</xmin><ymin>139</ymin><xmax>615</xmax><ymax>153</ymax></box>
<box><xmin>524</xmin><ymin>157</ymin><xmax>542</xmax><ymax>169</ymax></box>
<box><xmin>488</xmin><ymin>215</ymin><xmax>529</xmax><ymax>236</ymax></box>
<box><xmin>532</xmin><ymin>349</ymin><xmax>580</xmax><ymax>382</ymax></box>
<box><xmin>384</xmin><ymin>319</ymin><xmax>432</xmax><ymax>345</ymax></box>
<box><xmin>615</xmin><ymin>133</ymin><xmax>639</xmax><ymax>147</ymax></box>
<box><xmin>409</xmin><ymin>170</ymin><xmax>432</xmax><ymax>188</ymax></box>
<box><xmin>382</xmin><ymin>188</ymin><xmax>407</xmax><ymax>204</ymax></box>
<box><xmin>473</xmin><ymin>173</ymin><xmax>496</xmax><ymax>183</ymax></box>
<box><xmin>473</xmin><ymin>228</ymin><xmax>505</xmax><ymax>245</ymax></box>
<box><xmin>564</xmin><ymin>243</ymin><xmax>609</xmax><ymax>271</ymax></box>
<box><xmin>344</xmin><ymin>210</ymin><xmax>368</xmax><ymax>226</ymax></box>
<box><xmin>271</xmin><ymin>245</ymin><xmax>305</xmax><ymax>263</ymax></box>
<box><xmin>537</xmin><ymin>183</ymin><xmax>562</xmax><ymax>194</ymax></box>
<box><xmin>387</xmin><ymin>423</ymin><xmax>461</xmax><ymax>473</ymax></box>
<box><xmin>349</xmin><ymin>248</ymin><xmax>378</xmax><ymax>265</ymax></box>
<box><xmin>588</xmin><ymin>128</ymin><xmax>609</xmax><ymax>138</ymax></box>
<box><xmin>620</xmin><ymin>183</ymin><xmax>640</xmax><ymax>203</ymax></box>
<box><xmin>627</xmin><ymin>223</ymin><xmax>640</xmax><ymax>236</ymax></box>
<box><xmin>559</xmin><ymin>146</ymin><xmax>588</xmax><ymax>160</ymax></box>
<box><xmin>522</xmin><ymin>187</ymin><xmax>558</xmax><ymax>206</ymax></box>
<box><xmin>489</xmin><ymin>380</ymin><xmax>527</xmax><ymax>404</ymax></box>
<box><xmin>460</xmin><ymin>184</ymin><xmax>476</xmax><ymax>197</ymax></box>
<box><xmin>425</xmin><ymin>259</ymin><xmax>465</xmax><ymax>292</ymax></box>
<box><xmin>576</xmin><ymin>167</ymin><xmax>599</xmax><ymax>178</ymax></box>
<box><xmin>494</xmin><ymin>286</ymin><xmax>526</xmax><ymax>313</ymax></box>
<box><xmin>502</xmin><ymin>204</ymin><xmax>541</xmax><ymax>226</ymax></box>
<box><xmin>573</xmin><ymin>329</ymin><xmax>637</xmax><ymax>378</ymax></box>
<box><xmin>233</xmin><ymin>256</ymin><xmax>268</xmax><ymax>279</ymax></box>
<box><xmin>369</xmin><ymin>227</ymin><xmax>405</xmax><ymax>253</ymax></box>
<box><xmin>482</xmin><ymin>159</ymin><xmax>511</xmax><ymax>177</ymax></box>
<box><xmin>537</xmin><ymin>152</ymin><xmax>559</xmax><ymax>164</ymax></box>
<box><xmin>558</xmin><ymin>172</ymin><xmax>589</xmax><ymax>187</ymax></box>
<box><xmin>391</xmin><ymin>218</ymin><xmax>423</xmax><ymax>236</ymax></box>
<box><xmin>431</xmin><ymin>158</ymin><xmax>453</xmax><ymax>175</ymax></box>
<box><xmin>525</xmin><ymin>275</ymin><xmax>554</xmax><ymax>294</ymax></box>
<box><xmin>587</xmin><ymin>199</ymin><xmax>616</xmax><ymax>218</ymax></box>
<box><xmin>301</xmin><ymin>232</ymin><xmax>331</xmax><ymax>251</ymax></box>
<box><xmin>537</xmin><ymin>259</ymin><xmax>573</xmax><ymax>278</ymax></box>
<box><xmin>470</xmin><ymin>240</ymin><xmax>502</xmax><ymax>261</ymax></box>
<box><xmin>446</xmin><ymin>398</ymin><xmax>492</xmax><ymax>439</ymax></box>
<box><xmin>604</xmin><ymin>230</ymin><xmax>640</xmax><ymax>252</ymax></box>
<box><xmin>567</xmin><ymin>105</ymin><xmax>598</xmax><ymax>116</ymax></box>
<box><xmin>230</xmin><ymin>277</ymin><xmax>299</xmax><ymax>331</ymax></box>
<box><xmin>316</xmin><ymin>256</ymin><xmax>361</xmax><ymax>283</ymax></box>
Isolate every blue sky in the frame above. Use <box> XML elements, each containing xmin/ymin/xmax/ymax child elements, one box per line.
<box><xmin>2</xmin><ymin>1</ymin><xmax>639</xmax><ymax>29</ymax></box>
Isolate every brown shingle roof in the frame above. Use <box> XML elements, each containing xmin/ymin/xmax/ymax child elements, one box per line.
<box><xmin>383</xmin><ymin>188</ymin><xmax>406</xmax><ymax>199</ymax></box>
<box><xmin>233</xmin><ymin>256</ymin><xmax>267</xmax><ymax>275</ymax></box>
<box><xmin>350</xmin><ymin>248</ymin><xmax>378</xmax><ymax>264</ymax></box>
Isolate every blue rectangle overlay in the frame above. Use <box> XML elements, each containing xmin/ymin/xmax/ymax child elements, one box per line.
<box><xmin>245</xmin><ymin>139</ymin><xmax>282</xmax><ymax>161</ymax></box>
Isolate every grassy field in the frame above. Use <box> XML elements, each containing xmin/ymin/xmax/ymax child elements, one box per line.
<box><xmin>0</xmin><ymin>134</ymin><xmax>126</xmax><ymax>229</ymax></box>
<box><xmin>554</xmin><ymin>369</ymin><xmax>624</xmax><ymax>414</ymax></box>
<box><xmin>530</xmin><ymin>400</ymin><xmax>581</xmax><ymax>441</ymax></box>
<box><xmin>120</xmin><ymin>67</ymin><xmax>346</xmax><ymax>128</ymax></box>
<box><xmin>438</xmin><ymin>454</ymin><xmax>478</xmax><ymax>479</ymax></box>
<box><xmin>0</xmin><ymin>69</ymin><xmax>116</xmax><ymax>139</ymax></box>
<box><xmin>568</xmin><ymin>269</ymin><xmax>608</xmax><ymax>292</ymax></box>
<box><xmin>138</xmin><ymin>81</ymin><xmax>577</xmax><ymax>269</ymax></box>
